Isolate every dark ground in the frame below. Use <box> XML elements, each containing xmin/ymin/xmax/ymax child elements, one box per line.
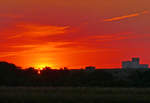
<box><xmin>0</xmin><ymin>87</ymin><xmax>150</xmax><ymax>103</ymax></box>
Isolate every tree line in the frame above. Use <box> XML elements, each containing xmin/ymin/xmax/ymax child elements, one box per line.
<box><xmin>0</xmin><ymin>61</ymin><xmax>150</xmax><ymax>87</ymax></box>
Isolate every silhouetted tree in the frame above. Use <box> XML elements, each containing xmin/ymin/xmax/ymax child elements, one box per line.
<box><xmin>0</xmin><ymin>61</ymin><xmax>150</xmax><ymax>87</ymax></box>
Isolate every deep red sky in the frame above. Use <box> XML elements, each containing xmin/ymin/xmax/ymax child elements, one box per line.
<box><xmin>0</xmin><ymin>0</ymin><xmax>150</xmax><ymax>69</ymax></box>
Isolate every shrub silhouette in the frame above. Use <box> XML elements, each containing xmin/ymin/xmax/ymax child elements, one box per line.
<box><xmin>0</xmin><ymin>61</ymin><xmax>150</xmax><ymax>87</ymax></box>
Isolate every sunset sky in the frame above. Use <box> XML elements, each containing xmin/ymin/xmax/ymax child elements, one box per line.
<box><xmin>0</xmin><ymin>0</ymin><xmax>150</xmax><ymax>69</ymax></box>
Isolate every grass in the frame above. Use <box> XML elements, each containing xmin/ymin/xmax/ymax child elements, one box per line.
<box><xmin>0</xmin><ymin>87</ymin><xmax>150</xmax><ymax>103</ymax></box>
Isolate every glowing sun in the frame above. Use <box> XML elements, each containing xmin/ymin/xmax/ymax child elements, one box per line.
<box><xmin>34</xmin><ymin>63</ymin><xmax>52</xmax><ymax>70</ymax></box>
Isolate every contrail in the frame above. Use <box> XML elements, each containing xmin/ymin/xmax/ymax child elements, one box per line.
<box><xmin>104</xmin><ymin>11</ymin><xmax>149</xmax><ymax>22</ymax></box>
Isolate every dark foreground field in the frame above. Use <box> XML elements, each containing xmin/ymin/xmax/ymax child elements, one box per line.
<box><xmin>0</xmin><ymin>87</ymin><xmax>150</xmax><ymax>103</ymax></box>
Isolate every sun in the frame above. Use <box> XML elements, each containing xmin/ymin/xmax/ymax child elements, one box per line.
<box><xmin>34</xmin><ymin>63</ymin><xmax>52</xmax><ymax>70</ymax></box>
<box><xmin>36</xmin><ymin>64</ymin><xmax>46</xmax><ymax>69</ymax></box>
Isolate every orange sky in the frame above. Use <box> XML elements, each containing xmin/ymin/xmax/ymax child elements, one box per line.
<box><xmin>0</xmin><ymin>0</ymin><xmax>150</xmax><ymax>69</ymax></box>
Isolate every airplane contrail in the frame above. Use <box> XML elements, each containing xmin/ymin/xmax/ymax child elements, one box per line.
<box><xmin>104</xmin><ymin>11</ymin><xmax>149</xmax><ymax>22</ymax></box>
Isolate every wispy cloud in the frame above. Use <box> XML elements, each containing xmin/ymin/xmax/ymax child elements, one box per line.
<box><xmin>9</xmin><ymin>23</ymin><xmax>70</xmax><ymax>39</ymax></box>
<box><xmin>88</xmin><ymin>32</ymin><xmax>135</xmax><ymax>42</ymax></box>
<box><xmin>104</xmin><ymin>11</ymin><xmax>149</xmax><ymax>22</ymax></box>
<box><xmin>0</xmin><ymin>41</ymin><xmax>72</xmax><ymax>58</ymax></box>
<box><xmin>0</xmin><ymin>14</ymin><xmax>23</xmax><ymax>19</ymax></box>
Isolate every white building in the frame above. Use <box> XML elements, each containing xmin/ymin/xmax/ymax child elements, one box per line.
<box><xmin>122</xmin><ymin>57</ymin><xmax>149</xmax><ymax>69</ymax></box>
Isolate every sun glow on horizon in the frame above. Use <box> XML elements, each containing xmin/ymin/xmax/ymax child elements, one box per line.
<box><xmin>33</xmin><ymin>63</ymin><xmax>53</xmax><ymax>70</ymax></box>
